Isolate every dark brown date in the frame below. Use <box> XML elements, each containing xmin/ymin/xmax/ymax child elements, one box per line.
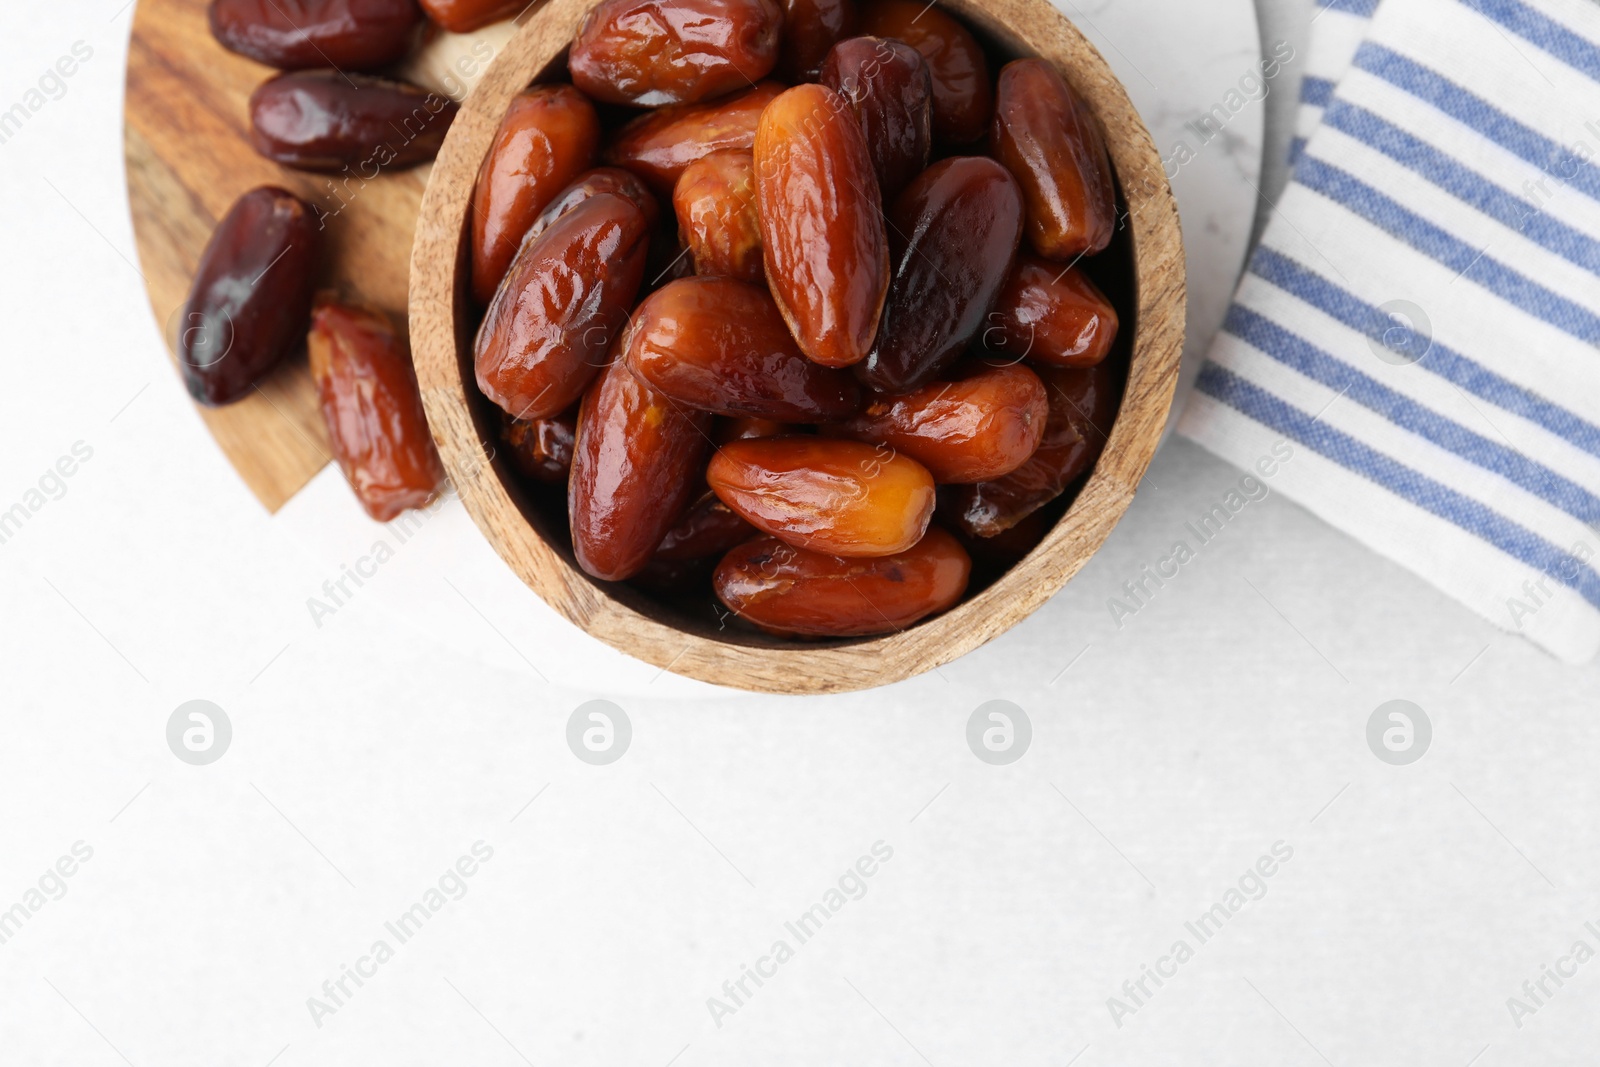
<box><xmin>714</xmin><ymin>528</ymin><xmax>970</xmax><ymax>636</ymax></box>
<box><xmin>857</xmin><ymin>0</ymin><xmax>989</xmax><ymax>144</ymax></box>
<box><xmin>179</xmin><ymin>186</ymin><xmax>319</xmax><ymax>406</ymax></box>
<box><xmin>624</xmin><ymin>277</ymin><xmax>861</xmax><ymax>422</ymax></box>
<box><xmin>831</xmin><ymin>363</ymin><xmax>1047</xmax><ymax>483</ymax></box>
<box><xmin>819</xmin><ymin>35</ymin><xmax>931</xmax><ymax>200</ymax></box>
<box><xmin>209</xmin><ymin>0</ymin><xmax>425</xmax><ymax>71</ymax></box>
<box><xmin>707</xmin><ymin>436</ymin><xmax>935</xmax><ymax>556</ymax></box>
<box><xmin>654</xmin><ymin>491</ymin><xmax>755</xmax><ymax>560</ymax></box>
<box><xmin>755</xmin><ymin>83</ymin><xmax>889</xmax><ymax>369</ymax></box>
<box><xmin>952</xmin><ymin>507</ymin><xmax>1049</xmax><ymax>569</ymax></box>
<box><xmin>948</xmin><ymin>361</ymin><xmax>1120</xmax><ymax>537</ymax></box>
<box><xmin>523</xmin><ymin>167</ymin><xmax>660</xmax><ymax>247</ymax></box>
<box><xmin>569</xmin><ymin>0</ymin><xmax>783</xmax><ymax>106</ymax></box>
<box><xmin>470</xmin><ymin>85</ymin><xmax>602</xmax><ymax>307</ymax></box>
<box><xmin>673</xmin><ymin>149</ymin><xmax>763</xmax><ymax>283</ymax></box>
<box><xmin>604</xmin><ymin>81</ymin><xmax>784</xmax><ymax>191</ymax></box>
<box><xmin>308</xmin><ymin>297</ymin><xmax>445</xmax><ymax>522</ymax></box>
<box><xmin>570</xmin><ymin>357</ymin><xmax>713</xmax><ymax>581</ymax></box>
<box><xmin>857</xmin><ymin>156</ymin><xmax>1023</xmax><ymax>393</ymax></box>
<box><xmin>417</xmin><ymin>0</ymin><xmax>523</xmax><ymax>31</ymax></box>
<box><xmin>500</xmin><ymin>408</ymin><xmax>577</xmax><ymax>484</ymax></box>
<box><xmin>984</xmin><ymin>255</ymin><xmax>1119</xmax><ymax>367</ymax></box>
<box><xmin>249</xmin><ymin>70</ymin><xmax>458</xmax><ymax>173</ymax></box>
<box><xmin>991</xmin><ymin>58</ymin><xmax>1116</xmax><ymax>260</ymax></box>
<box><xmin>474</xmin><ymin>192</ymin><xmax>651</xmax><ymax>421</ymax></box>
<box><xmin>778</xmin><ymin>0</ymin><xmax>856</xmax><ymax>81</ymax></box>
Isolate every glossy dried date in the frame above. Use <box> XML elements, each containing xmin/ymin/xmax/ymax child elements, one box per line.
<box><xmin>857</xmin><ymin>156</ymin><xmax>1023</xmax><ymax>393</ymax></box>
<box><xmin>984</xmin><ymin>255</ymin><xmax>1119</xmax><ymax>367</ymax></box>
<box><xmin>820</xmin><ymin>36</ymin><xmax>931</xmax><ymax>200</ymax></box>
<box><xmin>949</xmin><ymin>360</ymin><xmax>1119</xmax><ymax>537</ymax></box>
<box><xmin>569</xmin><ymin>0</ymin><xmax>783</xmax><ymax>106</ymax></box>
<box><xmin>249</xmin><ymin>70</ymin><xmax>458</xmax><ymax>172</ymax></box>
<box><xmin>209</xmin><ymin>0</ymin><xmax>425</xmax><ymax>71</ymax></box>
<box><xmin>417</xmin><ymin>0</ymin><xmax>523</xmax><ymax>31</ymax></box>
<box><xmin>523</xmin><ymin>167</ymin><xmax>659</xmax><ymax>247</ymax></box>
<box><xmin>713</xmin><ymin>527</ymin><xmax>970</xmax><ymax>636</ymax></box>
<box><xmin>778</xmin><ymin>0</ymin><xmax>856</xmax><ymax>81</ymax></box>
<box><xmin>500</xmin><ymin>408</ymin><xmax>577</xmax><ymax>484</ymax></box>
<box><xmin>624</xmin><ymin>277</ymin><xmax>861</xmax><ymax>422</ymax></box>
<box><xmin>570</xmin><ymin>358</ymin><xmax>713</xmax><ymax>581</ymax></box>
<box><xmin>470</xmin><ymin>85</ymin><xmax>602</xmax><ymax>307</ymax></box>
<box><xmin>991</xmin><ymin>58</ymin><xmax>1116</xmax><ymax>260</ymax></box>
<box><xmin>180</xmin><ymin>186</ymin><xmax>319</xmax><ymax>406</ymax></box>
<box><xmin>857</xmin><ymin>0</ymin><xmax>989</xmax><ymax>144</ymax></box>
<box><xmin>831</xmin><ymin>363</ymin><xmax>1047</xmax><ymax>483</ymax></box>
<box><xmin>654</xmin><ymin>491</ymin><xmax>755</xmax><ymax>561</ymax></box>
<box><xmin>474</xmin><ymin>192</ymin><xmax>651</xmax><ymax>421</ymax></box>
<box><xmin>604</xmin><ymin>81</ymin><xmax>783</xmax><ymax>191</ymax></box>
<box><xmin>673</xmin><ymin>149</ymin><xmax>763</xmax><ymax>283</ymax></box>
<box><xmin>308</xmin><ymin>298</ymin><xmax>445</xmax><ymax>521</ymax></box>
<box><xmin>707</xmin><ymin>437</ymin><xmax>935</xmax><ymax>556</ymax></box>
<box><xmin>754</xmin><ymin>83</ymin><xmax>889</xmax><ymax>369</ymax></box>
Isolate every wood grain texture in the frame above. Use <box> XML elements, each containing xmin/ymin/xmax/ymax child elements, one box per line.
<box><xmin>411</xmin><ymin>0</ymin><xmax>1186</xmax><ymax>693</ymax></box>
<box><xmin>123</xmin><ymin>0</ymin><xmax>513</xmax><ymax>511</ymax></box>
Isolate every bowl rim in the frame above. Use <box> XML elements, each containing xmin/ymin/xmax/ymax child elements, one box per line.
<box><xmin>409</xmin><ymin>0</ymin><xmax>1186</xmax><ymax>695</ymax></box>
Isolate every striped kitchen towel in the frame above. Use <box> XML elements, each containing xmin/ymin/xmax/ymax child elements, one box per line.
<box><xmin>1178</xmin><ymin>0</ymin><xmax>1600</xmax><ymax>663</ymax></box>
<box><xmin>1290</xmin><ymin>0</ymin><xmax>1377</xmax><ymax>166</ymax></box>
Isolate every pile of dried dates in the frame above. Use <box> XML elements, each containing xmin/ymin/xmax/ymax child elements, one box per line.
<box><xmin>180</xmin><ymin>1</ymin><xmax>521</xmax><ymax>518</ymax></box>
<box><xmin>180</xmin><ymin>0</ymin><xmax>1128</xmax><ymax>639</ymax></box>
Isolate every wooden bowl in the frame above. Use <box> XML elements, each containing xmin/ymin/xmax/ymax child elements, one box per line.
<box><xmin>409</xmin><ymin>0</ymin><xmax>1186</xmax><ymax>694</ymax></box>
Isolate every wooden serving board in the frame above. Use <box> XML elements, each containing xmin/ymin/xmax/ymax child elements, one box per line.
<box><xmin>124</xmin><ymin>0</ymin><xmax>516</xmax><ymax>511</ymax></box>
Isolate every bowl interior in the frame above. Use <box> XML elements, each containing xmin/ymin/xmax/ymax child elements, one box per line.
<box><xmin>410</xmin><ymin>0</ymin><xmax>1184</xmax><ymax>692</ymax></box>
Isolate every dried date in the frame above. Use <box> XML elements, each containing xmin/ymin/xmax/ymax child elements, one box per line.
<box><xmin>713</xmin><ymin>528</ymin><xmax>970</xmax><ymax>636</ymax></box>
<box><xmin>179</xmin><ymin>186</ymin><xmax>320</xmax><ymax>406</ymax></box>
<box><xmin>653</xmin><ymin>491</ymin><xmax>755</xmax><ymax>561</ymax></box>
<box><xmin>778</xmin><ymin>0</ymin><xmax>856</xmax><ymax>81</ymax></box>
<box><xmin>569</xmin><ymin>0</ymin><xmax>783</xmax><ymax>106</ymax></box>
<box><xmin>672</xmin><ymin>149</ymin><xmax>763</xmax><ymax>283</ymax></box>
<box><xmin>831</xmin><ymin>363</ymin><xmax>1047</xmax><ymax>483</ymax></box>
<box><xmin>948</xmin><ymin>360</ymin><xmax>1120</xmax><ymax>537</ymax></box>
<box><xmin>754</xmin><ymin>83</ymin><xmax>889</xmax><ymax>369</ymax></box>
<box><xmin>991</xmin><ymin>58</ymin><xmax>1116</xmax><ymax>260</ymax></box>
<box><xmin>308</xmin><ymin>297</ymin><xmax>445</xmax><ymax>521</ymax></box>
<box><xmin>983</xmin><ymin>255</ymin><xmax>1119</xmax><ymax>367</ymax></box>
<box><xmin>707</xmin><ymin>436</ymin><xmax>935</xmax><ymax>556</ymax></box>
<box><xmin>474</xmin><ymin>191</ymin><xmax>651</xmax><ymax>420</ymax></box>
<box><xmin>522</xmin><ymin>167</ymin><xmax>660</xmax><ymax>247</ymax></box>
<box><xmin>470</xmin><ymin>85</ymin><xmax>602</xmax><ymax>307</ymax></box>
<box><xmin>500</xmin><ymin>408</ymin><xmax>578</xmax><ymax>484</ymax></box>
<box><xmin>819</xmin><ymin>35</ymin><xmax>931</xmax><ymax>199</ymax></box>
<box><xmin>857</xmin><ymin>0</ymin><xmax>989</xmax><ymax>144</ymax></box>
<box><xmin>249</xmin><ymin>70</ymin><xmax>458</xmax><ymax>172</ymax></box>
<box><xmin>417</xmin><ymin>0</ymin><xmax>524</xmax><ymax>31</ymax></box>
<box><xmin>570</xmin><ymin>357</ymin><xmax>713</xmax><ymax>581</ymax></box>
<box><xmin>604</xmin><ymin>81</ymin><xmax>784</xmax><ymax>191</ymax></box>
<box><xmin>857</xmin><ymin>156</ymin><xmax>1023</xmax><ymax>393</ymax></box>
<box><xmin>209</xmin><ymin>0</ymin><xmax>425</xmax><ymax>71</ymax></box>
<box><xmin>624</xmin><ymin>277</ymin><xmax>861</xmax><ymax>422</ymax></box>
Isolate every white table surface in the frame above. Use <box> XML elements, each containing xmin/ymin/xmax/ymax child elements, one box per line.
<box><xmin>2</xmin><ymin>1</ymin><xmax>1597</xmax><ymax>1065</ymax></box>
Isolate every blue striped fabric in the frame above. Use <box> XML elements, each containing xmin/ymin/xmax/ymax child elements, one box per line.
<box><xmin>1181</xmin><ymin>0</ymin><xmax>1600</xmax><ymax>662</ymax></box>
